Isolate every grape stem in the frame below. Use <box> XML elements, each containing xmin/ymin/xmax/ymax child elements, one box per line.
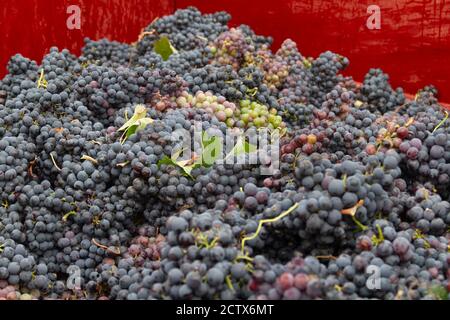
<box><xmin>81</xmin><ymin>155</ymin><xmax>98</xmax><ymax>165</ymax></box>
<box><xmin>432</xmin><ymin>111</ymin><xmax>448</xmax><ymax>133</ymax></box>
<box><xmin>316</xmin><ymin>255</ymin><xmax>337</xmax><ymax>260</ymax></box>
<box><xmin>37</xmin><ymin>69</ymin><xmax>48</xmax><ymax>89</ymax></box>
<box><xmin>91</xmin><ymin>238</ymin><xmax>121</xmax><ymax>255</ymax></box>
<box><xmin>50</xmin><ymin>152</ymin><xmax>62</xmax><ymax>171</ymax></box>
<box><xmin>28</xmin><ymin>157</ymin><xmax>38</xmax><ymax>178</ymax></box>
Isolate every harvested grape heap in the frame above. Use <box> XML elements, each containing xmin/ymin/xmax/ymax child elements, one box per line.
<box><xmin>0</xmin><ymin>7</ymin><xmax>449</xmax><ymax>300</ymax></box>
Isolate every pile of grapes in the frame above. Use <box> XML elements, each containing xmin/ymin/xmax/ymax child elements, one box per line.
<box><xmin>0</xmin><ymin>7</ymin><xmax>449</xmax><ymax>300</ymax></box>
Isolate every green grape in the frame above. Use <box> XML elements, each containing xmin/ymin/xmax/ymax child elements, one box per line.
<box><xmin>240</xmin><ymin>99</ymin><xmax>250</xmax><ymax>108</ymax></box>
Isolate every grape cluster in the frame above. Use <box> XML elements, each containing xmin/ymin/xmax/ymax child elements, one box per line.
<box><xmin>210</xmin><ymin>28</ymin><xmax>251</xmax><ymax>69</ymax></box>
<box><xmin>358</xmin><ymin>69</ymin><xmax>405</xmax><ymax>114</ymax></box>
<box><xmin>81</xmin><ymin>38</ymin><xmax>135</xmax><ymax>68</ymax></box>
<box><xmin>136</xmin><ymin>7</ymin><xmax>231</xmax><ymax>54</ymax></box>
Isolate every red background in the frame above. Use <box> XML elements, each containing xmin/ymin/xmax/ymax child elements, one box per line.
<box><xmin>1</xmin><ymin>0</ymin><xmax>449</xmax><ymax>104</ymax></box>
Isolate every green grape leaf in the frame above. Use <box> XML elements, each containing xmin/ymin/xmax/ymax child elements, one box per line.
<box><xmin>118</xmin><ymin>104</ymin><xmax>146</xmax><ymax>131</ymax></box>
<box><xmin>171</xmin><ymin>148</ymin><xmax>184</xmax><ymax>162</ymax></box>
<box><xmin>158</xmin><ymin>155</ymin><xmax>176</xmax><ymax>167</ymax></box>
<box><xmin>118</xmin><ymin>104</ymin><xmax>153</xmax><ymax>144</ymax></box>
<box><xmin>126</xmin><ymin>124</ymin><xmax>138</xmax><ymax>138</ymax></box>
<box><xmin>154</xmin><ymin>36</ymin><xmax>178</xmax><ymax>61</ymax></box>
<box><xmin>199</xmin><ymin>132</ymin><xmax>222</xmax><ymax>167</ymax></box>
<box><xmin>179</xmin><ymin>164</ymin><xmax>195</xmax><ymax>179</ymax></box>
<box><xmin>158</xmin><ymin>150</ymin><xmax>194</xmax><ymax>179</ymax></box>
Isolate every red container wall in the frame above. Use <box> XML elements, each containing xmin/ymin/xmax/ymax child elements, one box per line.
<box><xmin>1</xmin><ymin>0</ymin><xmax>450</xmax><ymax>104</ymax></box>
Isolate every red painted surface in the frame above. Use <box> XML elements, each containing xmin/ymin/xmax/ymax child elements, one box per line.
<box><xmin>0</xmin><ymin>0</ymin><xmax>172</xmax><ymax>74</ymax></box>
<box><xmin>1</xmin><ymin>0</ymin><xmax>450</xmax><ymax>104</ymax></box>
<box><xmin>177</xmin><ymin>0</ymin><xmax>450</xmax><ymax>104</ymax></box>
